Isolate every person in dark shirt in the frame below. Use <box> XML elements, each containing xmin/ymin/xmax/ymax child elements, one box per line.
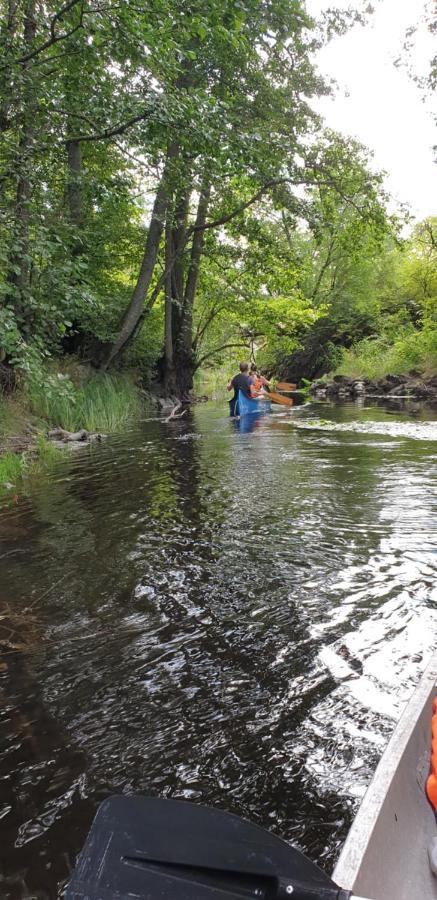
<box><xmin>227</xmin><ymin>362</ymin><xmax>254</xmax><ymax>417</ymax></box>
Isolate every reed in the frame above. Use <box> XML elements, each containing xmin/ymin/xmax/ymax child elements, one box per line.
<box><xmin>0</xmin><ymin>450</ymin><xmax>24</xmax><ymax>486</ymax></box>
<box><xmin>28</xmin><ymin>373</ymin><xmax>142</xmax><ymax>432</ymax></box>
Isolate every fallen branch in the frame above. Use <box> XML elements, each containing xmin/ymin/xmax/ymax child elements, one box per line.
<box><xmin>48</xmin><ymin>427</ymin><xmax>89</xmax><ymax>442</ymax></box>
<box><xmin>164</xmin><ymin>402</ymin><xmax>187</xmax><ymax>422</ymax></box>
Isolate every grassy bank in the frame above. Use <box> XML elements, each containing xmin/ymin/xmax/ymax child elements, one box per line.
<box><xmin>28</xmin><ymin>371</ymin><xmax>142</xmax><ymax>432</ymax></box>
<box><xmin>334</xmin><ymin>328</ymin><xmax>437</xmax><ymax>381</ymax></box>
<box><xmin>0</xmin><ymin>436</ymin><xmax>63</xmax><ymax>494</ymax></box>
<box><xmin>0</xmin><ymin>367</ymin><xmax>144</xmax><ymax>496</ymax></box>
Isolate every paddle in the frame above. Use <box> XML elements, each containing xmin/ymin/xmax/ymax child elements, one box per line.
<box><xmin>66</xmin><ymin>795</ymin><xmax>374</xmax><ymax>900</ymax></box>
<box><xmin>268</xmin><ymin>390</ymin><xmax>294</xmax><ymax>407</ymax></box>
<box><xmin>275</xmin><ymin>382</ymin><xmax>297</xmax><ymax>392</ymax></box>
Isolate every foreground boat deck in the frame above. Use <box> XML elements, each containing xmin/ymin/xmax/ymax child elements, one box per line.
<box><xmin>333</xmin><ymin>652</ymin><xmax>437</xmax><ymax>900</ymax></box>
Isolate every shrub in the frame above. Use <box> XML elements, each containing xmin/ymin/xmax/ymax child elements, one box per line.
<box><xmin>336</xmin><ymin>327</ymin><xmax>437</xmax><ymax>379</ymax></box>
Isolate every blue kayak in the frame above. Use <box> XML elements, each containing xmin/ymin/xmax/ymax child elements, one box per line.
<box><xmin>236</xmin><ymin>390</ymin><xmax>271</xmax><ymax>416</ymax></box>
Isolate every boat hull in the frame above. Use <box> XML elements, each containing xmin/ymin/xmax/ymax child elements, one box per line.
<box><xmin>237</xmin><ymin>390</ymin><xmax>271</xmax><ymax>416</ymax></box>
<box><xmin>333</xmin><ymin>652</ymin><xmax>437</xmax><ymax>900</ymax></box>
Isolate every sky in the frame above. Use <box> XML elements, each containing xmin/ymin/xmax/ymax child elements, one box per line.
<box><xmin>305</xmin><ymin>0</ymin><xmax>436</xmax><ymax>222</ymax></box>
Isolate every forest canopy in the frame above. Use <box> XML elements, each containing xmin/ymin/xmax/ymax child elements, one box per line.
<box><xmin>0</xmin><ymin>0</ymin><xmax>435</xmax><ymax>402</ymax></box>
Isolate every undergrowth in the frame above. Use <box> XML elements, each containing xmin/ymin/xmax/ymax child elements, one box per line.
<box><xmin>335</xmin><ymin>328</ymin><xmax>437</xmax><ymax>380</ymax></box>
<box><xmin>1</xmin><ymin>368</ymin><xmax>143</xmax><ymax>495</ymax></box>
<box><xmin>28</xmin><ymin>372</ymin><xmax>142</xmax><ymax>432</ymax></box>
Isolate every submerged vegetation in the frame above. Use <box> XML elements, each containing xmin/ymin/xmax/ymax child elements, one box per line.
<box><xmin>0</xmin><ymin>432</ymin><xmax>64</xmax><ymax>495</ymax></box>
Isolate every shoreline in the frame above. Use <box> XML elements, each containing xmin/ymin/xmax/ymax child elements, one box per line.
<box><xmin>310</xmin><ymin>373</ymin><xmax>437</xmax><ymax>407</ymax></box>
<box><xmin>2</xmin><ymin>374</ymin><xmax>437</xmax><ymax>500</ymax></box>
<box><xmin>0</xmin><ymin>380</ymin><xmax>208</xmax><ymax>498</ymax></box>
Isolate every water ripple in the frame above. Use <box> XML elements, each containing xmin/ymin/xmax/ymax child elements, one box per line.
<box><xmin>0</xmin><ymin>400</ymin><xmax>435</xmax><ymax>896</ymax></box>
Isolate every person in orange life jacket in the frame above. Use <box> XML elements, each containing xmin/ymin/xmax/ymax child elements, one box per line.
<box><xmin>249</xmin><ymin>363</ymin><xmax>271</xmax><ymax>395</ymax></box>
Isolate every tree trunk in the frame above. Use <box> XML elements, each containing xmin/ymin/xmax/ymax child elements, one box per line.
<box><xmin>0</xmin><ymin>0</ymin><xmax>18</xmax><ymax>132</ymax></box>
<box><xmin>168</xmin><ymin>182</ymin><xmax>191</xmax><ymax>346</ymax></box>
<box><xmin>8</xmin><ymin>0</ymin><xmax>36</xmax><ymax>334</ymax></box>
<box><xmin>100</xmin><ymin>142</ymin><xmax>178</xmax><ymax>370</ymax></box>
<box><xmin>161</xmin><ymin>179</ymin><xmax>193</xmax><ymax>394</ymax></box>
<box><xmin>162</xmin><ymin>180</ymin><xmax>211</xmax><ymax>398</ymax></box>
<box><xmin>164</xmin><ymin>180</ymin><xmax>211</xmax><ymax>398</ymax></box>
<box><xmin>165</xmin><ymin>347</ymin><xmax>197</xmax><ymax>398</ymax></box>
<box><xmin>180</xmin><ymin>180</ymin><xmax>211</xmax><ymax>354</ymax></box>
<box><xmin>163</xmin><ymin>220</ymin><xmax>174</xmax><ymax>388</ymax></box>
<box><xmin>66</xmin><ymin>138</ymin><xmax>84</xmax><ymax>229</ymax></box>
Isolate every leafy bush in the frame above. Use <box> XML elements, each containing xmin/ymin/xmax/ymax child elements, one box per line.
<box><xmin>336</xmin><ymin>327</ymin><xmax>437</xmax><ymax>379</ymax></box>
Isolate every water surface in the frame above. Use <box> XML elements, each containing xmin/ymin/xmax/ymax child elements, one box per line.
<box><xmin>0</xmin><ymin>399</ymin><xmax>436</xmax><ymax>898</ymax></box>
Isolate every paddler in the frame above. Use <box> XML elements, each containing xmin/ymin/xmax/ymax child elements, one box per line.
<box><xmin>227</xmin><ymin>361</ymin><xmax>255</xmax><ymax>417</ymax></box>
<box><xmin>249</xmin><ymin>363</ymin><xmax>271</xmax><ymax>395</ymax></box>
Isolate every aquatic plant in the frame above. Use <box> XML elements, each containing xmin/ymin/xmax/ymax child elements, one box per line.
<box><xmin>0</xmin><ymin>437</ymin><xmax>64</xmax><ymax>497</ymax></box>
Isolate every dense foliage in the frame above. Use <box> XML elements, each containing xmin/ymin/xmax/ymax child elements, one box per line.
<box><xmin>273</xmin><ymin>216</ymin><xmax>437</xmax><ymax>383</ymax></box>
<box><xmin>0</xmin><ymin>0</ymin><xmax>435</xmax><ymax>404</ymax></box>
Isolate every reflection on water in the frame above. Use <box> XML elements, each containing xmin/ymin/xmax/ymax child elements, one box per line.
<box><xmin>0</xmin><ymin>400</ymin><xmax>436</xmax><ymax>898</ymax></box>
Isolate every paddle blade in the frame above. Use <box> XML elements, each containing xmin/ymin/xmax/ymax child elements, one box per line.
<box><xmin>66</xmin><ymin>796</ymin><xmax>346</xmax><ymax>900</ymax></box>
<box><xmin>275</xmin><ymin>382</ymin><xmax>297</xmax><ymax>392</ymax></box>
<box><xmin>269</xmin><ymin>391</ymin><xmax>294</xmax><ymax>407</ymax></box>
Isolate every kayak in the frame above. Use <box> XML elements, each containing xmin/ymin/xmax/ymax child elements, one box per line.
<box><xmin>236</xmin><ymin>389</ymin><xmax>271</xmax><ymax>416</ymax></box>
<box><xmin>333</xmin><ymin>651</ymin><xmax>437</xmax><ymax>900</ymax></box>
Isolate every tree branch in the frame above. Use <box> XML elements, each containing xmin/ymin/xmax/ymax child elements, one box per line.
<box><xmin>140</xmin><ymin>169</ymin><xmax>380</xmax><ymax>321</ymax></box>
<box><xmin>192</xmin><ymin>172</ymin><xmax>376</xmax><ymax>235</ymax></box>
<box><xmin>67</xmin><ymin>110</ymin><xmax>150</xmax><ymax>143</ymax></box>
<box><xmin>193</xmin><ymin>303</ymin><xmax>222</xmax><ymax>350</ymax></box>
<box><xmin>195</xmin><ymin>342</ymin><xmax>250</xmax><ymax>369</ymax></box>
<box><xmin>191</xmin><ymin>177</ymin><xmax>323</xmax><ymax>233</ymax></box>
<box><xmin>13</xmin><ymin>0</ymin><xmax>84</xmax><ymax>65</ymax></box>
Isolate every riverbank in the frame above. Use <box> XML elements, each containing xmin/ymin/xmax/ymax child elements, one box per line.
<box><xmin>310</xmin><ymin>373</ymin><xmax>437</xmax><ymax>405</ymax></box>
<box><xmin>0</xmin><ymin>368</ymin><xmax>146</xmax><ymax>496</ymax></box>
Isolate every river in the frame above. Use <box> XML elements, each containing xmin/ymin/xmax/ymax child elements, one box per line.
<box><xmin>0</xmin><ymin>398</ymin><xmax>436</xmax><ymax>898</ymax></box>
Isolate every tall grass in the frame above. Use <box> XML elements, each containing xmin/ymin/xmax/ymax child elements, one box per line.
<box><xmin>28</xmin><ymin>373</ymin><xmax>142</xmax><ymax>432</ymax></box>
<box><xmin>0</xmin><ymin>437</ymin><xmax>64</xmax><ymax>495</ymax></box>
<box><xmin>335</xmin><ymin>328</ymin><xmax>437</xmax><ymax>380</ymax></box>
<box><xmin>0</xmin><ymin>451</ymin><xmax>23</xmax><ymax>486</ymax></box>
